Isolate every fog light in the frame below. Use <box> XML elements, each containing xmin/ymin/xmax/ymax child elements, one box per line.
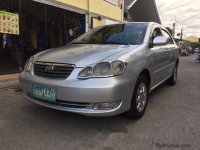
<box><xmin>93</xmin><ymin>101</ymin><xmax>121</xmax><ymax>110</ymax></box>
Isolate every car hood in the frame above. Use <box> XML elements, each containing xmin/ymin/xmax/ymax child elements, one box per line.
<box><xmin>35</xmin><ymin>44</ymin><xmax>139</xmax><ymax>67</ymax></box>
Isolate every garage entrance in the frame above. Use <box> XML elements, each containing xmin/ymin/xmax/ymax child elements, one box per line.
<box><xmin>0</xmin><ymin>0</ymin><xmax>86</xmax><ymax>74</ymax></box>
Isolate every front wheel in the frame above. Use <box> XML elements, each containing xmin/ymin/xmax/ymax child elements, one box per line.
<box><xmin>124</xmin><ymin>75</ymin><xmax>149</xmax><ymax>119</ymax></box>
<box><xmin>167</xmin><ymin>65</ymin><xmax>178</xmax><ymax>86</ymax></box>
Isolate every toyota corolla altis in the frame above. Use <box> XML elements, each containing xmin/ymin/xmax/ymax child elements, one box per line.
<box><xmin>20</xmin><ymin>22</ymin><xmax>179</xmax><ymax>119</ymax></box>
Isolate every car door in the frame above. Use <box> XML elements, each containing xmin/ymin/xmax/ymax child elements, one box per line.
<box><xmin>149</xmin><ymin>27</ymin><xmax>171</xmax><ymax>88</ymax></box>
<box><xmin>161</xmin><ymin>29</ymin><xmax>177</xmax><ymax>77</ymax></box>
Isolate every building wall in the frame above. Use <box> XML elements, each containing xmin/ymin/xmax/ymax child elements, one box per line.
<box><xmin>184</xmin><ymin>36</ymin><xmax>199</xmax><ymax>42</ymax></box>
<box><xmin>92</xmin><ymin>18</ymin><xmax>101</xmax><ymax>28</ymax></box>
<box><xmin>56</xmin><ymin>0</ymin><xmax>88</xmax><ymax>10</ymax></box>
<box><xmin>101</xmin><ymin>19</ymin><xmax>118</xmax><ymax>25</ymax></box>
<box><xmin>90</xmin><ymin>0</ymin><xmax>122</xmax><ymax>21</ymax></box>
<box><xmin>55</xmin><ymin>0</ymin><xmax>122</xmax><ymax>24</ymax></box>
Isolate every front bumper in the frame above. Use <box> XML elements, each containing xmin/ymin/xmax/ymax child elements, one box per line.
<box><xmin>24</xmin><ymin>94</ymin><xmax>123</xmax><ymax>117</ymax></box>
<box><xmin>19</xmin><ymin>69</ymin><xmax>135</xmax><ymax>117</ymax></box>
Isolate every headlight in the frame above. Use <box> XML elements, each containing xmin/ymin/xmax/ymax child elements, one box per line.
<box><xmin>93</xmin><ymin>62</ymin><xmax>111</xmax><ymax>76</ymax></box>
<box><xmin>111</xmin><ymin>61</ymin><xmax>126</xmax><ymax>76</ymax></box>
<box><xmin>78</xmin><ymin>66</ymin><xmax>93</xmax><ymax>78</ymax></box>
<box><xmin>78</xmin><ymin>61</ymin><xmax>126</xmax><ymax>79</ymax></box>
<box><xmin>24</xmin><ymin>56</ymin><xmax>34</xmax><ymax>72</ymax></box>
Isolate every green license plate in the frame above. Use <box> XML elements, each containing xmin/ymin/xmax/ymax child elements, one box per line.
<box><xmin>33</xmin><ymin>86</ymin><xmax>56</xmax><ymax>102</ymax></box>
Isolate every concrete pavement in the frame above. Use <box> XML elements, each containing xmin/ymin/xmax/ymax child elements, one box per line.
<box><xmin>0</xmin><ymin>54</ymin><xmax>199</xmax><ymax>150</ymax></box>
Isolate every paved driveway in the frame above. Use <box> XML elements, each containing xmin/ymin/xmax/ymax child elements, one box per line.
<box><xmin>0</xmin><ymin>55</ymin><xmax>200</xmax><ymax>150</ymax></box>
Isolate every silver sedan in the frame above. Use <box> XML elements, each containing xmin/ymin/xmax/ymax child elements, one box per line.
<box><xmin>20</xmin><ymin>22</ymin><xmax>179</xmax><ymax>119</ymax></box>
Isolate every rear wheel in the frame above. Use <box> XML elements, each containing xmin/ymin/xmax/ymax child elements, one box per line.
<box><xmin>124</xmin><ymin>75</ymin><xmax>149</xmax><ymax>119</ymax></box>
<box><xmin>167</xmin><ymin>65</ymin><xmax>178</xmax><ymax>86</ymax></box>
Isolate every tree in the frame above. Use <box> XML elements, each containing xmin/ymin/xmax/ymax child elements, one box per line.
<box><xmin>190</xmin><ymin>42</ymin><xmax>200</xmax><ymax>48</ymax></box>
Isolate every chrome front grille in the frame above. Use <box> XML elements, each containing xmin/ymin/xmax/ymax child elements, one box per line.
<box><xmin>34</xmin><ymin>62</ymin><xmax>74</xmax><ymax>79</ymax></box>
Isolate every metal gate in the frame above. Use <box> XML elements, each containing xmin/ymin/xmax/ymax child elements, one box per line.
<box><xmin>0</xmin><ymin>0</ymin><xmax>85</xmax><ymax>74</ymax></box>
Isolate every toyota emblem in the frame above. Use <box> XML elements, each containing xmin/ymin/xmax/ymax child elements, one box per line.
<box><xmin>46</xmin><ymin>65</ymin><xmax>54</xmax><ymax>72</ymax></box>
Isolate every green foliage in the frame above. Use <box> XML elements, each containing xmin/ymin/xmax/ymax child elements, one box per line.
<box><xmin>190</xmin><ymin>42</ymin><xmax>200</xmax><ymax>48</ymax></box>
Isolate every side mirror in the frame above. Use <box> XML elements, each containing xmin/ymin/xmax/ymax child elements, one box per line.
<box><xmin>153</xmin><ymin>36</ymin><xmax>168</xmax><ymax>46</ymax></box>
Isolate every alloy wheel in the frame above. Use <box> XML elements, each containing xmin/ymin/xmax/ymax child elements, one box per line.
<box><xmin>136</xmin><ymin>82</ymin><xmax>147</xmax><ymax>112</ymax></box>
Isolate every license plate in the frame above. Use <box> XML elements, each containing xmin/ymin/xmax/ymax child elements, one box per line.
<box><xmin>33</xmin><ymin>86</ymin><xmax>56</xmax><ymax>102</ymax></box>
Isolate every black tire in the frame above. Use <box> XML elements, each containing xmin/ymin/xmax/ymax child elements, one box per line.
<box><xmin>124</xmin><ymin>75</ymin><xmax>149</xmax><ymax>120</ymax></box>
<box><xmin>167</xmin><ymin>65</ymin><xmax>178</xmax><ymax>86</ymax></box>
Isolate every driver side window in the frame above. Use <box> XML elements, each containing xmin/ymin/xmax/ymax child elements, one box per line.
<box><xmin>161</xmin><ymin>29</ymin><xmax>174</xmax><ymax>44</ymax></box>
<box><xmin>152</xmin><ymin>28</ymin><xmax>162</xmax><ymax>42</ymax></box>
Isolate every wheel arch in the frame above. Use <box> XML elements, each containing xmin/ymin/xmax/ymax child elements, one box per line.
<box><xmin>139</xmin><ymin>69</ymin><xmax>151</xmax><ymax>90</ymax></box>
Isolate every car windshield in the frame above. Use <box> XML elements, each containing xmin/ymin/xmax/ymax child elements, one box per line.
<box><xmin>73</xmin><ymin>23</ymin><xmax>148</xmax><ymax>45</ymax></box>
